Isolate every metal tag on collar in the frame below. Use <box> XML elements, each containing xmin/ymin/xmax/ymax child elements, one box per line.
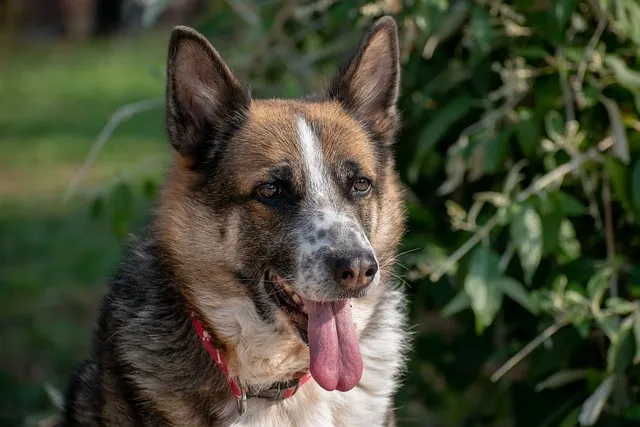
<box><xmin>236</xmin><ymin>389</ymin><xmax>247</xmax><ymax>416</ymax></box>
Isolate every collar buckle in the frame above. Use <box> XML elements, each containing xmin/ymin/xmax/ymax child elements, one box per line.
<box><xmin>236</xmin><ymin>389</ymin><xmax>247</xmax><ymax>416</ymax></box>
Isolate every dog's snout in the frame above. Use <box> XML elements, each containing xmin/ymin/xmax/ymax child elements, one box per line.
<box><xmin>333</xmin><ymin>252</ymin><xmax>378</xmax><ymax>292</ymax></box>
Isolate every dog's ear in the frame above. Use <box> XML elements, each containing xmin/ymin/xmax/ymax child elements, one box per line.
<box><xmin>328</xmin><ymin>16</ymin><xmax>400</xmax><ymax>143</ymax></box>
<box><xmin>165</xmin><ymin>26</ymin><xmax>250</xmax><ymax>164</ymax></box>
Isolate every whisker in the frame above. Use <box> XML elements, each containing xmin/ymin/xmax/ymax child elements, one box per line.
<box><xmin>388</xmin><ymin>271</ymin><xmax>411</xmax><ymax>289</ymax></box>
<box><xmin>379</xmin><ymin>258</ymin><xmax>410</xmax><ymax>271</ymax></box>
<box><xmin>395</xmin><ymin>247</ymin><xmax>421</xmax><ymax>258</ymax></box>
<box><xmin>378</xmin><ymin>247</ymin><xmax>421</xmax><ymax>266</ymax></box>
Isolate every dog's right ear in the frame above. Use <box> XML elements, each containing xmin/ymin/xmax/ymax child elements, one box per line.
<box><xmin>165</xmin><ymin>26</ymin><xmax>250</xmax><ymax>164</ymax></box>
<box><xmin>327</xmin><ymin>16</ymin><xmax>400</xmax><ymax>144</ymax></box>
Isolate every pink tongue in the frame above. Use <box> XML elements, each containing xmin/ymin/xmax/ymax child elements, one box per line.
<box><xmin>307</xmin><ymin>300</ymin><xmax>363</xmax><ymax>392</ymax></box>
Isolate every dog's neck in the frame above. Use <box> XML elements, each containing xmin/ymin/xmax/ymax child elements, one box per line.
<box><xmin>188</xmin><ymin>310</ymin><xmax>312</xmax><ymax>415</ymax></box>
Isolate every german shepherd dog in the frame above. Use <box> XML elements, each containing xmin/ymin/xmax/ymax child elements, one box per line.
<box><xmin>61</xmin><ymin>15</ymin><xmax>408</xmax><ymax>427</ymax></box>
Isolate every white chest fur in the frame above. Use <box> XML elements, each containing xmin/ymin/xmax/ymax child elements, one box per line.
<box><xmin>224</xmin><ymin>289</ymin><xmax>407</xmax><ymax>427</ymax></box>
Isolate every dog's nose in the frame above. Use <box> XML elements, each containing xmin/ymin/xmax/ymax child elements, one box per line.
<box><xmin>333</xmin><ymin>252</ymin><xmax>378</xmax><ymax>292</ymax></box>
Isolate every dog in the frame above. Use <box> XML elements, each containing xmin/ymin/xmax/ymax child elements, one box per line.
<box><xmin>61</xmin><ymin>15</ymin><xmax>408</xmax><ymax>427</ymax></box>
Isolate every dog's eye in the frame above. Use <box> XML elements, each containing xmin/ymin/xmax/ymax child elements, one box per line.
<box><xmin>256</xmin><ymin>183</ymin><xmax>281</xmax><ymax>200</ymax></box>
<box><xmin>352</xmin><ymin>178</ymin><xmax>372</xmax><ymax>194</ymax></box>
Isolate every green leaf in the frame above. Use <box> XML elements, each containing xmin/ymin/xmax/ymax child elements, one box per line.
<box><xmin>558</xmin><ymin>219</ymin><xmax>581</xmax><ymax>263</ymax></box>
<box><xmin>495</xmin><ymin>277</ymin><xmax>537</xmax><ymax>313</ymax></box>
<box><xmin>496</xmin><ymin>206</ymin><xmax>510</xmax><ymax>226</ymax></box>
<box><xmin>464</xmin><ymin>246</ymin><xmax>503</xmax><ymax>334</ymax></box>
<box><xmin>515</xmin><ymin>108</ymin><xmax>538</xmax><ymax>156</ymax></box>
<box><xmin>604</xmin><ymin>54</ymin><xmax>640</xmax><ymax>91</ymax></box>
<box><xmin>578</xmin><ymin>375</ymin><xmax>615</xmax><ymax>426</ymax></box>
<box><xmin>622</xmin><ymin>404</ymin><xmax>640</xmax><ymax>421</ymax></box>
<box><xmin>552</xmin><ymin>274</ymin><xmax>569</xmax><ymax>294</ymax></box>
<box><xmin>571</xmin><ymin>12</ymin><xmax>587</xmax><ymax>32</ymax></box>
<box><xmin>469</xmin><ymin>6</ymin><xmax>494</xmax><ymax>53</ymax></box>
<box><xmin>544</xmin><ymin>110</ymin><xmax>564</xmax><ymax>142</ymax></box>
<box><xmin>483</xmin><ymin>128</ymin><xmax>512</xmax><ymax>174</ymax></box>
<box><xmin>423</xmin><ymin>59</ymin><xmax>472</xmax><ymax>98</ymax></box>
<box><xmin>587</xmin><ymin>268</ymin><xmax>611</xmax><ymax>300</ymax></box>
<box><xmin>510</xmin><ymin>203</ymin><xmax>543</xmax><ymax>285</ymax></box>
<box><xmin>600</xmin><ymin>96</ymin><xmax>630</xmax><ymax>164</ymax></box>
<box><xmin>541</xmin><ymin>211</ymin><xmax>562</xmax><ymax>254</ymax></box>
<box><xmin>408</xmin><ymin>95</ymin><xmax>473</xmax><ymax>182</ymax></box>
<box><xmin>557</xmin><ymin>191</ymin><xmax>586</xmax><ymax>216</ymax></box>
<box><xmin>565</xmin><ymin>289</ymin><xmax>590</xmax><ymax>306</ymax></box>
<box><xmin>605</xmin><ymin>297</ymin><xmax>637</xmax><ymax>315</ymax></box>
<box><xmin>142</xmin><ymin>179</ymin><xmax>158</xmax><ymax>199</ymax></box>
<box><xmin>631</xmin><ymin>159</ymin><xmax>640</xmax><ymax>219</ymax></box>
<box><xmin>89</xmin><ymin>196</ymin><xmax>104</xmax><ymax>219</ymax></box>
<box><xmin>407</xmin><ymin>200</ymin><xmax>437</xmax><ymax>228</ymax></box>
<box><xmin>579</xmin><ymin>84</ymin><xmax>600</xmax><ymax>109</ymax></box>
<box><xmin>552</xmin><ymin>0</ymin><xmax>577</xmax><ymax>30</ymax></box>
<box><xmin>604</xmin><ymin>54</ymin><xmax>640</xmax><ymax>114</ymax></box>
<box><xmin>108</xmin><ymin>183</ymin><xmax>134</xmax><ymax>240</ymax></box>
<box><xmin>573</xmin><ymin>318</ymin><xmax>593</xmax><ymax>339</ymax></box>
<box><xmin>535</xmin><ymin>369</ymin><xmax>590</xmax><ymax>391</ymax></box>
<box><xmin>502</xmin><ymin>160</ymin><xmax>527</xmax><ymax>197</ymax></box>
<box><xmin>442</xmin><ymin>292</ymin><xmax>471</xmax><ymax>316</ymax></box>
<box><xmin>543</xmin><ymin>152</ymin><xmax>557</xmax><ymax>172</ymax></box>
<box><xmin>559</xmin><ymin>406</ymin><xmax>582</xmax><ymax>427</ymax></box>
<box><xmin>628</xmin><ymin>2</ymin><xmax>640</xmax><ymax>44</ymax></box>
<box><xmin>44</xmin><ymin>382</ymin><xmax>64</xmax><ymax>411</ymax></box>
<box><xmin>429</xmin><ymin>1</ymin><xmax>470</xmax><ymax>43</ymax></box>
<box><xmin>607</xmin><ymin>316</ymin><xmax>635</xmax><ymax>374</ymax></box>
<box><xmin>605</xmin><ymin>157</ymin><xmax>631</xmax><ymax>212</ymax></box>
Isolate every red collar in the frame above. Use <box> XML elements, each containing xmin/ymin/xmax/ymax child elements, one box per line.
<box><xmin>189</xmin><ymin>311</ymin><xmax>311</xmax><ymax>415</ymax></box>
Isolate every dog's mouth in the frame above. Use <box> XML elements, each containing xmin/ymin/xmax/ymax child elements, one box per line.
<box><xmin>264</xmin><ymin>270</ymin><xmax>363</xmax><ymax>392</ymax></box>
<box><xmin>264</xmin><ymin>271</ymin><xmax>309</xmax><ymax>344</ymax></box>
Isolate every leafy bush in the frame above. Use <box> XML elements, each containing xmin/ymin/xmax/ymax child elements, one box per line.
<box><xmin>82</xmin><ymin>0</ymin><xmax>640</xmax><ymax>425</ymax></box>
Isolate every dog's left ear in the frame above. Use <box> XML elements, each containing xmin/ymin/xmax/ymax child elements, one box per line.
<box><xmin>165</xmin><ymin>26</ymin><xmax>250</xmax><ymax>165</ymax></box>
<box><xmin>328</xmin><ymin>16</ymin><xmax>400</xmax><ymax>143</ymax></box>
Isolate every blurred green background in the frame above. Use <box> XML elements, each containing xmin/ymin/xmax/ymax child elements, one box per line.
<box><xmin>2</xmin><ymin>0</ymin><xmax>640</xmax><ymax>426</ymax></box>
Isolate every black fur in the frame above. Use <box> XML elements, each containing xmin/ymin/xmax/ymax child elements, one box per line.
<box><xmin>61</xmin><ymin>16</ymin><xmax>404</xmax><ymax>426</ymax></box>
<box><xmin>61</xmin><ymin>232</ymin><xmax>230</xmax><ymax>426</ymax></box>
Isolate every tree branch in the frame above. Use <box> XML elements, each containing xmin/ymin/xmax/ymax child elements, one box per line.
<box><xmin>490</xmin><ymin>319</ymin><xmax>570</xmax><ymax>382</ymax></box>
<box><xmin>429</xmin><ymin>140</ymin><xmax>611</xmax><ymax>282</ymax></box>
<box><xmin>62</xmin><ymin>97</ymin><xmax>163</xmax><ymax>203</ymax></box>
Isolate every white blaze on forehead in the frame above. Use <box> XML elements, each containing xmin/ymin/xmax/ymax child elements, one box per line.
<box><xmin>296</xmin><ymin>116</ymin><xmax>333</xmax><ymax>206</ymax></box>
<box><xmin>295</xmin><ymin>115</ymin><xmax>371</xmax><ymax>245</ymax></box>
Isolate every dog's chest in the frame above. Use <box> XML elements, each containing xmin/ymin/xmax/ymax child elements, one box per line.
<box><xmin>224</xmin><ymin>296</ymin><xmax>405</xmax><ymax>427</ymax></box>
<box><xmin>226</xmin><ymin>374</ymin><xmax>394</xmax><ymax>427</ymax></box>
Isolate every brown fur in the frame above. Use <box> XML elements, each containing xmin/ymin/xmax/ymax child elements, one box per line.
<box><xmin>61</xmin><ymin>16</ymin><xmax>407</xmax><ymax>427</ymax></box>
<box><xmin>156</xmin><ymin>98</ymin><xmax>392</xmax><ymax>379</ymax></box>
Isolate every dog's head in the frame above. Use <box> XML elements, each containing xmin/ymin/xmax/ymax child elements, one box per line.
<box><xmin>158</xmin><ymin>17</ymin><xmax>405</xmax><ymax>391</ymax></box>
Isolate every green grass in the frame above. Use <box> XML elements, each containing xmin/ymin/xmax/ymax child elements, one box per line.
<box><xmin>0</xmin><ymin>34</ymin><xmax>171</xmax><ymax>426</ymax></box>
